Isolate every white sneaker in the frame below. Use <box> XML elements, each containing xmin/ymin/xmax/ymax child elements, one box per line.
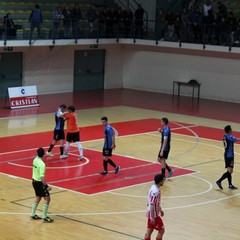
<box><xmin>60</xmin><ymin>154</ymin><xmax>68</xmax><ymax>159</ymax></box>
<box><xmin>78</xmin><ymin>156</ymin><xmax>85</xmax><ymax>161</ymax></box>
<box><xmin>46</xmin><ymin>151</ymin><xmax>54</xmax><ymax>157</ymax></box>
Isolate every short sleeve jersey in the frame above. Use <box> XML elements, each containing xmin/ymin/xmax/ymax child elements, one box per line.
<box><xmin>32</xmin><ymin>157</ymin><xmax>46</xmax><ymax>181</ymax></box>
<box><xmin>64</xmin><ymin>112</ymin><xmax>79</xmax><ymax>133</ymax></box>
<box><xmin>55</xmin><ymin>109</ymin><xmax>65</xmax><ymax>131</ymax></box>
<box><xmin>161</xmin><ymin>126</ymin><xmax>171</xmax><ymax>151</ymax></box>
<box><xmin>104</xmin><ymin>124</ymin><xmax>114</xmax><ymax>149</ymax></box>
<box><xmin>146</xmin><ymin>184</ymin><xmax>161</xmax><ymax>219</ymax></box>
<box><xmin>223</xmin><ymin>134</ymin><xmax>237</xmax><ymax>158</ymax></box>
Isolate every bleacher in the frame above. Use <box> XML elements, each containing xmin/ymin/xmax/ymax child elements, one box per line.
<box><xmin>0</xmin><ymin>0</ymin><xmax>116</xmax><ymax>39</ymax></box>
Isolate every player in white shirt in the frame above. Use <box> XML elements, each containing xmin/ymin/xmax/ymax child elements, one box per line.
<box><xmin>144</xmin><ymin>174</ymin><xmax>165</xmax><ymax>240</ymax></box>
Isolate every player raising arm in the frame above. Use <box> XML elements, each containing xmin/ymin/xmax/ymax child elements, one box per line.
<box><xmin>144</xmin><ymin>174</ymin><xmax>165</xmax><ymax>240</ymax></box>
<box><xmin>216</xmin><ymin>125</ymin><xmax>239</xmax><ymax>190</ymax></box>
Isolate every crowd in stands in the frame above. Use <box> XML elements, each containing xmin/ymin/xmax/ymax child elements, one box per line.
<box><xmin>157</xmin><ymin>0</ymin><xmax>240</xmax><ymax>45</ymax></box>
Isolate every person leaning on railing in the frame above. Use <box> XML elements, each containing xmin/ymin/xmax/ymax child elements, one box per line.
<box><xmin>3</xmin><ymin>13</ymin><xmax>16</xmax><ymax>39</ymax></box>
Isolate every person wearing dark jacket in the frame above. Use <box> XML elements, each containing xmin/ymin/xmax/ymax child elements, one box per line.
<box><xmin>3</xmin><ymin>13</ymin><xmax>16</xmax><ymax>39</ymax></box>
<box><xmin>134</xmin><ymin>4</ymin><xmax>144</xmax><ymax>39</ymax></box>
<box><xmin>29</xmin><ymin>4</ymin><xmax>43</xmax><ymax>44</ymax></box>
<box><xmin>71</xmin><ymin>3</ymin><xmax>81</xmax><ymax>38</ymax></box>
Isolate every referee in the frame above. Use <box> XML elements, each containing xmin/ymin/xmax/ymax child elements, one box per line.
<box><xmin>30</xmin><ymin>148</ymin><xmax>53</xmax><ymax>222</ymax></box>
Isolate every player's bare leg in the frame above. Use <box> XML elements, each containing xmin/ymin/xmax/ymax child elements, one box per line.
<box><xmin>156</xmin><ymin>229</ymin><xmax>165</xmax><ymax>240</ymax></box>
<box><xmin>144</xmin><ymin>228</ymin><xmax>153</xmax><ymax>240</ymax></box>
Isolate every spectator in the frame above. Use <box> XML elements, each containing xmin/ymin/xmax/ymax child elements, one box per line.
<box><xmin>204</xmin><ymin>9</ymin><xmax>215</xmax><ymax>43</ymax></box>
<box><xmin>226</xmin><ymin>12</ymin><xmax>237</xmax><ymax>44</ymax></box>
<box><xmin>190</xmin><ymin>8</ymin><xmax>202</xmax><ymax>43</ymax></box>
<box><xmin>3</xmin><ymin>13</ymin><xmax>16</xmax><ymax>39</ymax></box>
<box><xmin>106</xmin><ymin>8</ymin><xmax>114</xmax><ymax>38</ymax></box>
<box><xmin>98</xmin><ymin>8</ymin><xmax>108</xmax><ymax>37</ymax></box>
<box><xmin>115</xmin><ymin>7</ymin><xmax>124</xmax><ymax>37</ymax></box>
<box><xmin>134</xmin><ymin>4</ymin><xmax>144</xmax><ymax>39</ymax></box>
<box><xmin>157</xmin><ymin>9</ymin><xmax>166</xmax><ymax>40</ymax></box>
<box><xmin>219</xmin><ymin>17</ymin><xmax>228</xmax><ymax>45</ymax></box>
<box><xmin>86</xmin><ymin>5</ymin><xmax>97</xmax><ymax>37</ymax></box>
<box><xmin>71</xmin><ymin>3</ymin><xmax>82</xmax><ymax>38</ymax></box>
<box><xmin>53</xmin><ymin>7</ymin><xmax>64</xmax><ymax>39</ymax></box>
<box><xmin>203</xmin><ymin>0</ymin><xmax>212</xmax><ymax>23</ymax></box>
<box><xmin>217</xmin><ymin>1</ymin><xmax>228</xmax><ymax>19</ymax></box>
<box><xmin>123</xmin><ymin>7</ymin><xmax>133</xmax><ymax>38</ymax></box>
<box><xmin>165</xmin><ymin>11</ymin><xmax>175</xmax><ymax>40</ymax></box>
<box><xmin>29</xmin><ymin>4</ymin><xmax>43</xmax><ymax>44</ymax></box>
<box><xmin>181</xmin><ymin>8</ymin><xmax>190</xmax><ymax>41</ymax></box>
<box><xmin>62</xmin><ymin>4</ymin><xmax>72</xmax><ymax>38</ymax></box>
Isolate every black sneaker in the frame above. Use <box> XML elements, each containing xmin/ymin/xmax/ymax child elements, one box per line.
<box><xmin>115</xmin><ymin>166</ymin><xmax>120</xmax><ymax>175</ymax></box>
<box><xmin>42</xmin><ymin>217</ymin><xmax>54</xmax><ymax>223</ymax></box>
<box><xmin>216</xmin><ymin>181</ymin><xmax>223</xmax><ymax>190</ymax></box>
<box><xmin>30</xmin><ymin>214</ymin><xmax>41</xmax><ymax>220</ymax></box>
<box><xmin>100</xmin><ymin>171</ymin><xmax>108</xmax><ymax>175</ymax></box>
<box><xmin>229</xmin><ymin>185</ymin><xmax>238</xmax><ymax>190</ymax></box>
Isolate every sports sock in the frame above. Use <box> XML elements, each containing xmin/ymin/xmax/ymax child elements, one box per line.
<box><xmin>42</xmin><ymin>203</ymin><xmax>49</xmax><ymax>219</ymax></box>
<box><xmin>161</xmin><ymin>168</ymin><xmax>166</xmax><ymax>177</ymax></box>
<box><xmin>75</xmin><ymin>141</ymin><xmax>83</xmax><ymax>156</ymax></box>
<box><xmin>103</xmin><ymin>160</ymin><xmax>108</xmax><ymax>172</ymax></box>
<box><xmin>227</xmin><ymin>172</ymin><xmax>232</xmax><ymax>186</ymax></box>
<box><xmin>65</xmin><ymin>141</ymin><xmax>70</xmax><ymax>154</ymax></box>
<box><xmin>48</xmin><ymin>144</ymin><xmax>54</xmax><ymax>152</ymax></box>
<box><xmin>60</xmin><ymin>146</ymin><xmax>64</xmax><ymax>155</ymax></box>
<box><xmin>31</xmin><ymin>202</ymin><xmax>38</xmax><ymax>216</ymax></box>
<box><xmin>108</xmin><ymin>159</ymin><xmax>116</xmax><ymax>168</ymax></box>
<box><xmin>166</xmin><ymin>164</ymin><xmax>171</xmax><ymax>172</ymax></box>
<box><xmin>218</xmin><ymin>172</ymin><xmax>228</xmax><ymax>182</ymax></box>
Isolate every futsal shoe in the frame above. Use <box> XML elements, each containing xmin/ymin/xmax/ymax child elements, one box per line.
<box><xmin>30</xmin><ymin>214</ymin><xmax>41</xmax><ymax>220</ymax></box>
<box><xmin>60</xmin><ymin>154</ymin><xmax>68</xmax><ymax>159</ymax></box>
<box><xmin>46</xmin><ymin>151</ymin><xmax>54</xmax><ymax>157</ymax></box>
<box><xmin>168</xmin><ymin>169</ymin><xmax>174</xmax><ymax>178</ymax></box>
<box><xmin>42</xmin><ymin>217</ymin><xmax>54</xmax><ymax>223</ymax></box>
<box><xmin>78</xmin><ymin>156</ymin><xmax>85</xmax><ymax>161</ymax></box>
<box><xmin>216</xmin><ymin>181</ymin><xmax>223</xmax><ymax>190</ymax></box>
<box><xmin>229</xmin><ymin>185</ymin><xmax>238</xmax><ymax>190</ymax></box>
<box><xmin>115</xmin><ymin>166</ymin><xmax>120</xmax><ymax>175</ymax></box>
<box><xmin>100</xmin><ymin>171</ymin><xmax>108</xmax><ymax>175</ymax></box>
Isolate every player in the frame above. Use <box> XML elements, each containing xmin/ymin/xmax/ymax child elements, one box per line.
<box><xmin>100</xmin><ymin>116</ymin><xmax>120</xmax><ymax>175</ymax></box>
<box><xmin>30</xmin><ymin>148</ymin><xmax>53</xmax><ymax>223</ymax></box>
<box><xmin>46</xmin><ymin>104</ymin><xmax>67</xmax><ymax>159</ymax></box>
<box><xmin>144</xmin><ymin>174</ymin><xmax>165</xmax><ymax>240</ymax></box>
<box><xmin>61</xmin><ymin>105</ymin><xmax>84</xmax><ymax>160</ymax></box>
<box><xmin>157</xmin><ymin>118</ymin><xmax>174</xmax><ymax>178</ymax></box>
<box><xmin>216</xmin><ymin>125</ymin><xmax>239</xmax><ymax>190</ymax></box>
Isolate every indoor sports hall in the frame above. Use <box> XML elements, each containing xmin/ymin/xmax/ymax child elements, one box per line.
<box><xmin>1</xmin><ymin>0</ymin><xmax>240</xmax><ymax>240</ymax></box>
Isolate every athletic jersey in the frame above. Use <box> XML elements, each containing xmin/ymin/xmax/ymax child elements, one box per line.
<box><xmin>104</xmin><ymin>124</ymin><xmax>114</xmax><ymax>149</ymax></box>
<box><xmin>146</xmin><ymin>184</ymin><xmax>161</xmax><ymax>219</ymax></box>
<box><xmin>161</xmin><ymin>126</ymin><xmax>171</xmax><ymax>151</ymax></box>
<box><xmin>223</xmin><ymin>134</ymin><xmax>237</xmax><ymax>158</ymax></box>
<box><xmin>32</xmin><ymin>156</ymin><xmax>46</xmax><ymax>181</ymax></box>
<box><xmin>64</xmin><ymin>112</ymin><xmax>79</xmax><ymax>133</ymax></box>
<box><xmin>55</xmin><ymin>108</ymin><xmax>65</xmax><ymax>131</ymax></box>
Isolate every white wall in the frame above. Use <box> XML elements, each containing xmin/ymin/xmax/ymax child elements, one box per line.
<box><xmin>14</xmin><ymin>44</ymin><xmax>123</xmax><ymax>94</ymax></box>
<box><xmin>122</xmin><ymin>47</ymin><xmax>240</xmax><ymax>102</ymax></box>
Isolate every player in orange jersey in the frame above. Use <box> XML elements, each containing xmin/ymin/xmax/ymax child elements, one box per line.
<box><xmin>60</xmin><ymin>105</ymin><xmax>84</xmax><ymax>160</ymax></box>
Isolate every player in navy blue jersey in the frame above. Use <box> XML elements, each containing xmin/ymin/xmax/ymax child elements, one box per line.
<box><xmin>157</xmin><ymin>118</ymin><xmax>174</xmax><ymax>178</ymax></box>
<box><xmin>46</xmin><ymin>104</ymin><xmax>67</xmax><ymax>159</ymax></box>
<box><xmin>100</xmin><ymin>116</ymin><xmax>120</xmax><ymax>175</ymax></box>
<box><xmin>216</xmin><ymin>125</ymin><xmax>239</xmax><ymax>190</ymax></box>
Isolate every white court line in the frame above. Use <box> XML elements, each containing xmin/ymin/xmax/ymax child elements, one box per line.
<box><xmin>108</xmin><ymin>174</ymin><xmax>213</xmax><ymax>199</ymax></box>
<box><xmin>8</xmin><ymin>154</ymin><xmax>90</xmax><ymax>169</ymax></box>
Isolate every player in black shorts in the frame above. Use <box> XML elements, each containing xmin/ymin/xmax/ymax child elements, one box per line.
<box><xmin>157</xmin><ymin>118</ymin><xmax>174</xmax><ymax>178</ymax></box>
<box><xmin>46</xmin><ymin>104</ymin><xmax>67</xmax><ymax>159</ymax></box>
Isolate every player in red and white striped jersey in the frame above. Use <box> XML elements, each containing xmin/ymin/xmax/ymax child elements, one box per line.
<box><xmin>145</xmin><ymin>174</ymin><xmax>165</xmax><ymax>240</ymax></box>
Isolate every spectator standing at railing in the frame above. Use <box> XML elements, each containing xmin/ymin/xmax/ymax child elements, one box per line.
<box><xmin>53</xmin><ymin>7</ymin><xmax>64</xmax><ymax>39</ymax></box>
<box><xmin>217</xmin><ymin>1</ymin><xmax>227</xmax><ymax>19</ymax></box>
<box><xmin>219</xmin><ymin>17</ymin><xmax>227</xmax><ymax>45</ymax></box>
<box><xmin>98</xmin><ymin>8</ymin><xmax>108</xmax><ymax>37</ymax></box>
<box><xmin>165</xmin><ymin>11</ymin><xmax>175</xmax><ymax>40</ymax></box>
<box><xmin>226</xmin><ymin>12</ymin><xmax>237</xmax><ymax>45</ymax></box>
<box><xmin>134</xmin><ymin>4</ymin><xmax>144</xmax><ymax>39</ymax></box>
<box><xmin>3</xmin><ymin>13</ymin><xmax>16</xmax><ymax>39</ymax></box>
<box><xmin>190</xmin><ymin>8</ymin><xmax>202</xmax><ymax>43</ymax></box>
<box><xmin>123</xmin><ymin>7</ymin><xmax>133</xmax><ymax>38</ymax></box>
<box><xmin>202</xmin><ymin>0</ymin><xmax>212</xmax><ymax>24</ymax></box>
<box><xmin>71</xmin><ymin>3</ymin><xmax>82</xmax><ymax>38</ymax></box>
<box><xmin>62</xmin><ymin>4</ymin><xmax>72</xmax><ymax>38</ymax></box>
<box><xmin>115</xmin><ymin>7</ymin><xmax>124</xmax><ymax>38</ymax></box>
<box><xmin>29</xmin><ymin>4</ymin><xmax>43</xmax><ymax>45</ymax></box>
<box><xmin>181</xmin><ymin>8</ymin><xmax>190</xmax><ymax>42</ymax></box>
<box><xmin>106</xmin><ymin>8</ymin><xmax>114</xmax><ymax>38</ymax></box>
<box><xmin>86</xmin><ymin>5</ymin><xmax>97</xmax><ymax>37</ymax></box>
<box><xmin>157</xmin><ymin>9</ymin><xmax>166</xmax><ymax>41</ymax></box>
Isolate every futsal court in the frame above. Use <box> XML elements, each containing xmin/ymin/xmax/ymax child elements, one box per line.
<box><xmin>0</xmin><ymin>89</ymin><xmax>240</xmax><ymax>240</ymax></box>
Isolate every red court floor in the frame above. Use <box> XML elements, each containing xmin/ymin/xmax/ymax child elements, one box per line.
<box><xmin>0</xmin><ymin>89</ymin><xmax>240</xmax><ymax>122</ymax></box>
